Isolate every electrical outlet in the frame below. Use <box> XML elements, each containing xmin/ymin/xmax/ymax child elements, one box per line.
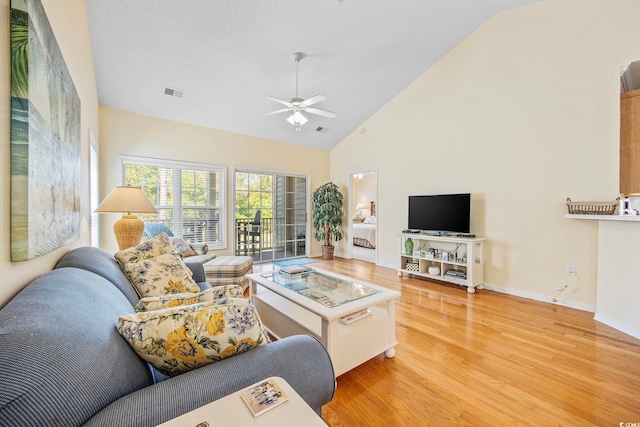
<box><xmin>566</xmin><ymin>264</ymin><xmax>576</xmax><ymax>276</ymax></box>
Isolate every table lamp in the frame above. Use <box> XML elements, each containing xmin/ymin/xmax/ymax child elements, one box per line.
<box><xmin>356</xmin><ymin>202</ymin><xmax>368</xmax><ymax>218</ymax></box>
<box><xmin>94</xmin><ymin>184</ymin><xmax>158</xmax><ymax>250</ymax></box>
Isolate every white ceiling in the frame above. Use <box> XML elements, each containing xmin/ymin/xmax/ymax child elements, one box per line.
<box><xmin>86</xmin><ymin>0</ymin><xmax>539</xmax><ymax>151</ymax></box>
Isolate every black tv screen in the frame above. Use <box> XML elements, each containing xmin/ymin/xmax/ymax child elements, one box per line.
<box><xmin>408</xmin><ymin>193</ymin><xmax>471</xmax><ymax>234</ymax></box>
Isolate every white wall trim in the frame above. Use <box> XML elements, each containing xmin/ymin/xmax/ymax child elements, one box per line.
<box><xmin>482</xmin><ymin>282</ymin><xmax>596</xmax><ymax>312</ymax></box>
<box><xmin>594</xmin><ymin>312</ymin><xmax>640</xmax><ymax>340</ymax></box>
<box><xmin>378</xmin><ymin>261</ymin><xmax>395</xmax><ymax>270</ymax></box>
<box><xmin>325</xmin><ymin>261</ymin><xmax>607</xmax><ymax>323</ymax></box>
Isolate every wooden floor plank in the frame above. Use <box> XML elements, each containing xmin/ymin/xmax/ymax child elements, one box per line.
<box><xmin>289</xmin><ymin>257</ymin><xmax>640</xmax><ymax>426</ymax></box>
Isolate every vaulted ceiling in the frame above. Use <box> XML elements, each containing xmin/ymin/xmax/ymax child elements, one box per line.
<box><xmin>86</xmin><ymin>0</ymin><xmax>540</xmax><ymax>150</ymax></box>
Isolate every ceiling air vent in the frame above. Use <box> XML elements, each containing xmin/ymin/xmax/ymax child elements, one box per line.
<box><xmin>316</xmin><ymin>126</ymin><xmax>329</xmax><ymax>133</ymax></box>
<box><xmin>164</xmin><ymin>87</ymin><xmax>185</xmax><ymax>98</ymax></box>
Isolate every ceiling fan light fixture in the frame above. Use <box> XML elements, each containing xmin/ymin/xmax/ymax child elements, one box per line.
<box><xmin>286</xmin><ymin>111</ymin><xmax>308</xmax><ymax>130</ymax></box>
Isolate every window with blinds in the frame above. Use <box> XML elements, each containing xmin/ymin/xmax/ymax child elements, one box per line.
<box><xmin>121</xmin><ymin>156</ymin><xmax>226</xmax><ymax>249</ymax></box>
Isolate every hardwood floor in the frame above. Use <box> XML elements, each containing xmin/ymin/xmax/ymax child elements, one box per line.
<box><xmin>302</xmin><ymin>257</ymin><xmax>640</xmax><ymax>427</ymax></box>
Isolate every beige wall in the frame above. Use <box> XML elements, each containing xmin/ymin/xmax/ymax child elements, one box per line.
<box><xmin>0</xmin><ymin>0</ymin><xmax>99</xmax><ymax>307</ymax></box>
<box><xmin>98</xmin><ymin>106</ymin><xmax>330</xmax><ymax>255</ymax></box>
<box><xmin>331</xmin><ymin>0</ymin><xmax>640</xmax><ymax>309</ymax></box>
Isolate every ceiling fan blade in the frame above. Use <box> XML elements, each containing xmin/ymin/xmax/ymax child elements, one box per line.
<box><xmin>262</xmin><ymin>108</ymin><xmax>291</xmax><ymax>117</ymax></box>
<box><xmin>265</xmin><ymin>96</ymin><xmax>292</xmax><ymax>107</ymax></box>
<box><xmin>302</xmin><ymin>94</ymin><xmax>327</xmax><ymax>106</ymax></box>
<box><xmin>305</xmin><ymin>107</ymin><xmax>337</xmax><ymax>119</ymax></box>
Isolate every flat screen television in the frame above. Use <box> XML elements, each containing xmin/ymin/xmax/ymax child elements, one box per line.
<box><xmin>408</xmin><ymin>193</ymin><xmax>471</xmax><ymax>234</ymax></box>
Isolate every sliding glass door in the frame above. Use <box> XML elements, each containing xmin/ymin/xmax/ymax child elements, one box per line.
<box><xmin>235</xmin><ymin>170</ymin><xmax>307</xmax><ymax>262</ymax></box>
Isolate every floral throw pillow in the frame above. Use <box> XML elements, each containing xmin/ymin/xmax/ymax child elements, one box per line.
<box><xmin>169</xmin><ymin>237</ymin><xmax>197</xmax><ymax>258</ymax></box>
<box><xmin>120</xmin><ymin>252</ymin><xmax>200</xmax><ymax>297</ymax></box>
<box><xmin>134</xmin><ymin>285</ymin><xmax>245</xmax><ymax>312</ymax></box>
<box><xmin>117</xmin><ymin>298</ymin><xmax>270</xmax><ymax>376</ymax></box>
<box><xmin>115</xmin><ymin>232</ymin><xmax>173</xmax><ymax>265</ymax></box>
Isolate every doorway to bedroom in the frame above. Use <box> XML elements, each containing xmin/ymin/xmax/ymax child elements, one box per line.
<box><xmin>349</xmin><ymin>170</ymin><xmax>377</xmax><ymax>264</ymax></box>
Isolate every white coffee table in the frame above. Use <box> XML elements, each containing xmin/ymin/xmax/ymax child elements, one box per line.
<box><xmin>156</xmin><ymin>376</ymin><xmax>327</xmax><ymax>427</ymax></box>
<box><xmin>247</xmin><ymin>268</ymin><xmax>400</xmax><ymax>376</ymax></box>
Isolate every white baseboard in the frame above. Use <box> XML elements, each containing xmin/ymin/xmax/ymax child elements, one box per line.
<box><xmin>483</xmin><ymin>282</ymin><xmax>596</xmax><ymax>313</ymax></box>
<box><xmin>316</xmin><ymin>257</ymin><xmax>599</xmax><ymax>314</ymax></box>
<box><xmin>593</xmin><ymin>313</ymin><xmax>640</xmax><ymax>340</ymax></box>
<box><xmin>377</xmin><ymin>261</ymin><xmax>396</xmax><ymax>270</ymax></box>
<box><xmin>313</xmin><ymin>251</ymin><xmax>350</xmax><ymax>259</ymax></box>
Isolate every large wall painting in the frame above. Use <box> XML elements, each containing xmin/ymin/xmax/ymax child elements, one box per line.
<box><xmin>10</xmin><ymin>0</ymin><xmax>81</xmax><ymax>261</ymax></box>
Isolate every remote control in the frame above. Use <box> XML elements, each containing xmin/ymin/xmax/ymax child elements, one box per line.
<box><xmin>339</xmin><ymin>309</ymin><xmax>372</xmax><ymax>325</ymax></box>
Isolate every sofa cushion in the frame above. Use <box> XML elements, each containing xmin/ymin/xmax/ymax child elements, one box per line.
<box><xmin>121</xmin><ymin>252</ymin><xmax>201</xmax><ymax>297</ymax></box>
<box><xmin>117</xmin><ymin>298</ymin><xmax>270</xmax><ymax>377</ymax></box>
<box><xmin>54</xmin><ymin>246</ymin><xmax>140</xmax><ymax>306</ymax></box>
<box><xmin>134</xmin><ymin>285</ymin><xmax>245</xmax><ymax>312</ymax></box>
<box><xmin>0</xmin><ymin>268</ymin><xmax>154</xmax><ymax>426</ymax></box>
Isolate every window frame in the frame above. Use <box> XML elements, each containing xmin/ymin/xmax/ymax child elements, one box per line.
<box><xmin>119</xmin><ymin>155</ymin><xmax>227</xmax><ymax>250</ymax></box>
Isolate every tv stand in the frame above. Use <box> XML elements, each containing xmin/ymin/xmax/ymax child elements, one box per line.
<box><xmin>398</xmin><ymin>233</ymin><xmax>485</xmax><ymax>293</ymax></box>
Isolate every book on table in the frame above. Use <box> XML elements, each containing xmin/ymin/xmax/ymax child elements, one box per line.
<box><xmin>279</xmin><ymin>265</ymin><xmax>312</xmax><ymax>275</ymax></box>
<box><xmin>240</xmin><ymin>378</ymin><xmax>289</xmax><ymax>417</ymax></box>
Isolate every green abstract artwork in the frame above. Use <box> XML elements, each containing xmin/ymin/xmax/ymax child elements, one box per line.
<box><xmin>10</xmin><ymin>0</ymin><xmax>81</xmax><ymax>261</ymax></box>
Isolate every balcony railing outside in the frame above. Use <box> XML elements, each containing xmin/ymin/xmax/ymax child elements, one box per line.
<box><xmin>236</xmin><ymin>217</ymin><xmax>272</xmax><ymax>255</ymax></box>
<box><xmin>148</xmin><ymin>216</ymin><xmax>305</xmax><ymax>261</ymax></box>
<box><xmin>149</xmin><ymin>218</ymin><xmax>220</xmax><ymax>244</ymax></box>
<box><xmin>235</xmin><ymin>217</ymin><xmax>305</xmax><ymax>260</ymax></box>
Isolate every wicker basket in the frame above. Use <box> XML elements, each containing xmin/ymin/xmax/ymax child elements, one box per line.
<box><xmin>566</xmin><ymin>197</ymin><xmax>619</xmax><ymax>215</ymax></box>
<box><xmin>404</xmin><ymin>261</ymin><xmax>419</xmax><ymax>272</ymax></box>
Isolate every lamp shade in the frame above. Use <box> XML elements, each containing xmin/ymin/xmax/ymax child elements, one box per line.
<box><xmin>95</xmin><ymin>185</ymin><xmax>157</xmax><ymax>214</ymax></box>
<box><xmin>356</xmin><ymin>202</ymin><xmax>369</xmax><ymax>210</ymax></box>
<box><xmin>95</xmin><ymin>185</ymin><xmax>157</xmax><ymax>250</ymax></box>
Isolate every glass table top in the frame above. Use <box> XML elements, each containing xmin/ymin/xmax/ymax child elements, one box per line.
<box><xmin>262</xmin><ymin>269</ymin><xmax>380</xmax><ymax>308</ymax></box>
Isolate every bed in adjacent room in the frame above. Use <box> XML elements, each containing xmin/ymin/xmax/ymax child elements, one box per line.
<box><xmin>353</xmin><ymin>220</ymin><xmax>376</xmax><ymax>248</ymax></box>
<box><xmin>353</xmin><ymin>201</ymin><xmax>376</xmax><ymax>249</ymax></box>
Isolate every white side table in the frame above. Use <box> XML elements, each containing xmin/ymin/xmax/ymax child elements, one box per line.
<box><xmin>156</xmin><ymin>376</ymin><xmax>328</xmax><ymax>427</ymax></box>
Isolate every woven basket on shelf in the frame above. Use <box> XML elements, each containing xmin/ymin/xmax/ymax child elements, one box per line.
<box><xmin>566</xmin><ymin>197</ymin><xmax>619</xmax><ymax>215</ymax></box>
<box><xmin>404</xmin><ymin>261</ymin><xmax>419</xmax><ymax>272</ymax></box>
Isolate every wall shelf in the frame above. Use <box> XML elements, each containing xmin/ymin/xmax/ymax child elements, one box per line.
<box><xmin>564</xmin><ymin>214</ymin><xmax>640</xmax><ymax>221</ymax></box>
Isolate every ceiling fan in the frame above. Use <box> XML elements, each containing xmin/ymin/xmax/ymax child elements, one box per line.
<box><xmin>264</xmin><ymin>52</ymin><xmax>337</xmax><ymax>131</ymax></box>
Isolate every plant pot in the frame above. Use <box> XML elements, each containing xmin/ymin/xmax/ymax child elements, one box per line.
<box><xmin>322</xmin><ymin>245</ymin><xmax>335</xmax><ymax>260</ymax></box>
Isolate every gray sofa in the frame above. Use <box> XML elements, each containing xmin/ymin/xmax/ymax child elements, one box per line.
<box><xmin>0</xmin><ymin>246</ymin><xmax>335</xmax><ymax>426</ymax></box>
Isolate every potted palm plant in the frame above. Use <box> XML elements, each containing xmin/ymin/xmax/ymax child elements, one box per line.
<box><xmin>312</xmin><ymin>182</ymin><xmax>344</xmax><ymax>259</ymax></box>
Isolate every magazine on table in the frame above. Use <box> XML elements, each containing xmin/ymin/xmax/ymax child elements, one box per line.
<box><xmin>240</xmin><ymin>378</ymin><xmax>289</xmax><ymax>417</ymax></box>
